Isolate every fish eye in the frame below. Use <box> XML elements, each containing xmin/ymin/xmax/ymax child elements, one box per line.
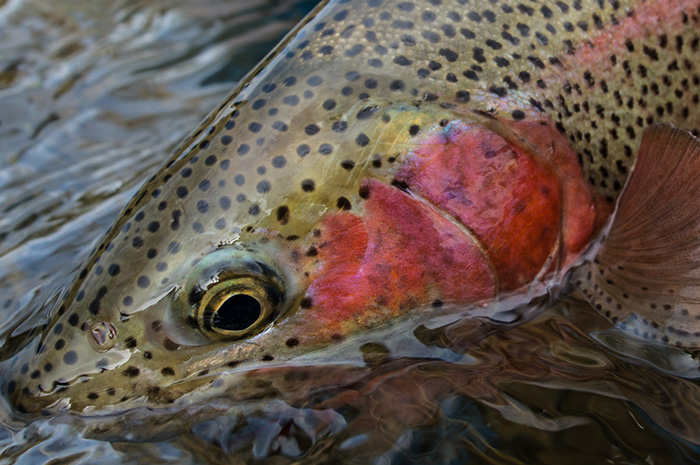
<box><xmin>213</xmin><ymin>293</ymin><xmax>261</xmax><ymax>331</ymax></box>
<box><xmin>176</xmin><ymin>248</ymin><xmax>286</xmax><ymax>341</ymax></box>
<box><xmin>196</xmin><ymin>275</ymin><xmax>283</xmax><ymax>338</ymax></box>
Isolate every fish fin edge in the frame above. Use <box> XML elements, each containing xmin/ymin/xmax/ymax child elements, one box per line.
<box><xmin>573</xmin><ymin>124</ymin><xmax>700</xmax><ymax>349</ymax></box>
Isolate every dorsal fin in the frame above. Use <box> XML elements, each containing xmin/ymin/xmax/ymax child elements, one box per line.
<box><xmin>573</xmin><ymin>124</ymin><xmax>700</xmax><ymax>349</ymax></box>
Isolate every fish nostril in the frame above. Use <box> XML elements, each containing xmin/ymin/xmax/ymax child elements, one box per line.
<box><xmin>89</xmin><ymin>322</ymin><xmax>117</xmax><ymax>351</ymax></box>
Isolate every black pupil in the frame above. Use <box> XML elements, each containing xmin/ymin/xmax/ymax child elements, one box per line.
<box><xmin>212</xmin><ymin>294</ymin><xmax>262</xmax><ymax>331</ymax></box>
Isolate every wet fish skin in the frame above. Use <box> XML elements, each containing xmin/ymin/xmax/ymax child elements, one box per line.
<box><xmin>3</xmin><ymin>0</ymin><xmax>700</xmax><ymax>415</ymax></box>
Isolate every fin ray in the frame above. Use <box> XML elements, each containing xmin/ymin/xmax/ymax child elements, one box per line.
<box><xmin>574</xmin><ymin>125</ymin><xmax>700</xmax><ymax>348</ymax></box>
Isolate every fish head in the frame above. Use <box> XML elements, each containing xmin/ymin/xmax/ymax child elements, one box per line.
<box><xmin>3</xmin><ymin>0</ymin><xmax>605</xmax><ymax>414</ymax></box>
<box><xmin>2</xmin><ymin>92</ymin><xmax>597</xmax><ymax>416</ymax></box>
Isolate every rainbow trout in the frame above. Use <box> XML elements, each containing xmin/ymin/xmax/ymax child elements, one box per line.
<box><xmin>4</xmin><ymin>0</ymin><xmax>700</xmax><ymax>416</ymax></box>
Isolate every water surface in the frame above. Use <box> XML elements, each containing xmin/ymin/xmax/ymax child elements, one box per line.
<box><xmin>1</xmin><ymin>1</ymin><xmax>700</xmax><ymax>463</ymax></box>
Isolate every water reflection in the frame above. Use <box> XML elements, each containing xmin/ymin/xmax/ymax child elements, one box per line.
<box><xmin>0</xmin><ymin>0</ymin><xmax>317</xmax><ymax>342</ymax></box>
<box><xmin>1</xmin><ymin>0</ymin><xmax>700</xmax><ymax>463</ymax></box>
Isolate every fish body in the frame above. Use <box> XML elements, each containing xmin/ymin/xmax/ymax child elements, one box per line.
<box><xmin>4</xmin><ymin>0</ymin><xmax>700</xmax><ymax>416</ymax></box>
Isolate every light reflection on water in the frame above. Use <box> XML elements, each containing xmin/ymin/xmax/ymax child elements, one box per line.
<box><xmin>0</xmin><ymin>0</ymin><xmax>318</xmax><ymax>337</ymax></box>
<box><xmin>1</xmin><ymin>1</ymin><xmax>700</xmax><ymax>463</ymax></box>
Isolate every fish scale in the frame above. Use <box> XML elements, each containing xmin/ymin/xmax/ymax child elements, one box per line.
<box><xmin>3</xmin><ymin>0</ymin><xmax>700</xmax><ymax>416</ymax></box>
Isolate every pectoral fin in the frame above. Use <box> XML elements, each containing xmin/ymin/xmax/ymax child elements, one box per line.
<box><xmin>573</xmin><ymin>125</ymin><xmax>700</xmax><ymax>349</ymax></box>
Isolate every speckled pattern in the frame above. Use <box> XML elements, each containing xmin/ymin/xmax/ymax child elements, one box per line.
<box><xmin>4</xmin><ymin>0</ymin><xmax>700</xmax><ymax>415</ymax></box>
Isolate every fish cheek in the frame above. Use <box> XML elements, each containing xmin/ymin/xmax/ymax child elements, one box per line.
<box><xmin>298</xmin><ymin>179</ymin><xmax>497</xmax><ymax>343</ymax></box>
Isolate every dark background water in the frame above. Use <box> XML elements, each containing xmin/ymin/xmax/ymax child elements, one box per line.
<box><xmin>1</xmin><ymin>1</ymin><xmax>700</xmax><ymax>463</ymax></box>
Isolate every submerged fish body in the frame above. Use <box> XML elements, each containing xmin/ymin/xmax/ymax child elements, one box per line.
<box><xmin>4</xmin><ymin>0</ymin><xmax>700</xmax><ymax>416</ymax></box>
